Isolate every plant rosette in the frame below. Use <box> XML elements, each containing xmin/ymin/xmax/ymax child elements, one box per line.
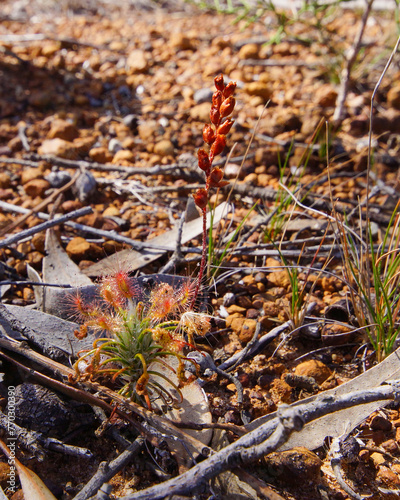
<box><xmin>62</xmin><ymin>272</ymin><xmax>212</xmax><ymax>440</ymax></box>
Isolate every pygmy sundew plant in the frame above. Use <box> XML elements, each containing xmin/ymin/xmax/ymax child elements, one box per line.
<box><xmin>72</xmin><ymin>75</ymin><xmax>234</xmax><ymax>409</ymax></box>
<box><xmin>192</xmin><ymin>74</ymin><xmax>236</xmax><ymax>306</ymax></box>
<box><xmin>72</xmin><ymin>270</ymin><xmax>209</xmax><ymax>409</ymax></box>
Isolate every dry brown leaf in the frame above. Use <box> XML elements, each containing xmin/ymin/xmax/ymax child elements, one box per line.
<box><xmin>43</xmin><ymin>229</ymin><xmax>93</xmax><ymax>287</ymax></box>
<box><xmin>0</xmin><ymin>439</ymin><xmax>57</xmax><ymax>500</ymax></box>
<box><xmin>150</xmin><ymin>355</ymin><xmax>212</xmax><ymax>468</ymax></box>
<box><xmin>83</xmin><ymin>202</ymin><xmax>231</xmax><ymax>277</ymax></box>
<box><xmin>246</xmin><ymin>347</ymin><xmax>400</xmax><ymax>451</ymax></box>
<box><xmin>41</xmin><ymin>229</ymin><xmax>93</xmax><ymax>314</ymax></box>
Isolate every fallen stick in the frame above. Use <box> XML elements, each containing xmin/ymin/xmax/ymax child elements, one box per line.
<box><xmin>0</xmin><ymin>206</ymin><xmax>93</xmax><ymax>249</ymax></box>
<box><xmin>120</xmin><ymin>382</ymin><xmax>400</xmax><ymax>500</ymax></box>
<box><xmin>0</xmin><ymin>170</ymin><xmax>80</xmax><ymax>238</ymax></box>
<box><xmin>0</xmin><ymin>200</ymin><xmax>229</xmax><ymax>261</ymax></box>
<box><xmin>0</xmin><ymin>200</ymin><xmax>179</xmax><ymax>252</ymax></box>
<box><xmin>72</xmin><ymin>437</ymin><xmax>145</xmax><ymax>500</ymax></box>
<box><xmin>0</xmin><ymin>410</ymin><xmax>92</xmax><ymax>461</ymax></box>
<box><xmin>0</xmin><ymin>151</ymin><xmax>254</xmax><ymax>176</ymax></box>
<box><xmin>333</xmin><ymin>0</ymin><xmax>375</xmax><ymax>124</ymax></box>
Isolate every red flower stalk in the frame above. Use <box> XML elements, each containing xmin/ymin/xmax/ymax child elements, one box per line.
<box><xmin>191</xmin><ymin>74</ymin><xmax>236</xmax><ymax>307</ymax></box>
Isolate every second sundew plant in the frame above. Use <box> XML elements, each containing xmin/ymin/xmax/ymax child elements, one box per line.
<box><xmin>71</xmin><ymin>75</ymin><xmax>236</xmax><ymax>409</ymax></box>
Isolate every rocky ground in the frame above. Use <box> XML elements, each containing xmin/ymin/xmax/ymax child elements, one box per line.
<box><xmin>1</xmin><ymin>0</ymin><xmax>400</xmax><ymax>499</ymax></box>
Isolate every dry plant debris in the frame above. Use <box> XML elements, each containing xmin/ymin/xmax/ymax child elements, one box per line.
<box><xmin>1</xmin><ymin>0</ymin><xmax>400</xmax><ymax>498</ymax></box>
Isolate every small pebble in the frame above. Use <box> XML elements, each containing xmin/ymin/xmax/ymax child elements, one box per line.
<box><xmin>294</xmin><ymin>360</ymin><xmax>332</xmax><ymax>385</ymax></box>
<box><xmin>24</xmin><ymin>179</ymin><xmax>50</xmax><ymax>197</ymax></box>
<box><xmin>370</xmin><ymin>415</ymin><xmax>393</xmax><ymax>432</ymax></box>
<box><xmin>223</xmin><ymin>292</ymin><xmax>235</xmax><ymax>307</ymax></box>
<box><xmin>263</xmin><ymin>447</ymin><xmax>322</xmax><ymax>485</ymax></box>
<box><xmin>194</xmin><ymin>88</ymin><xmax>213</xmax><ymax>104</ymax></box>
<box><xmin>45</xmin><ymin>170</ymin><xmax>72</xmax><ymax>188</ymax></box>
<box><xmin>108</xmin><ymin>138</ymin><xmax>123</xmax><ymax>154</ymax></box>
<box><xmin>73</xmin><ymin>171</ymin><xmax>97</xmax><ymax>202</ymax></box>
<box><xmin>123</xmin><ymin>114</ymin><xmax>138</xmax><ymax>129</ymax></box>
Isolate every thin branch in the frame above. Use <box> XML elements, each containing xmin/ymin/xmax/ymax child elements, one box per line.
<box><xmin>0</xmin><ymin>170</ymin><xmax>80</xmax><ymax>238</ymax></box>
<box><xmin>0</xmin><ymin>206</ymin><xmax>93</xmax><ymax>249</ymax></box>
<box><xmin>72</xmin><ymin>437</ymin><xmax>144</xmax><ymax>500</ymax></box>
<box><xmin>278</xmin><ymin>182</ymin><xmax>367</xmax><ymax>248</ymax></box>
<box><xmin>0</xmin><ymin>281</ymin><xmax>73</xmax><ymax>287</ymax></box>
<box><xmin>159</xmin><ymin>212</ymin><xmax>186</xmax><ymax>274</ymax></box>
<box><xmin>239</xmin><ymin>58</ymin><xmax>318</xmax><ymax>68</ymax></box>
<box><xmin>0</xmin><ymin>34</ymin><xmax>106</xmax><ymax>50</ymax></box>
<box><xmin>0</xmin><ymin>409</ymin><xmax>92</xmax><ymax>461</ymax></box>
<box><xmin>0</xmin><ymin>410</ymin><xmax>45</xmax><ymax>460</ymax></box>
<box><xmin>4</xmin><ymin>152</ymin><xmax>253</xmax><ymax>176</ymax></box>
<box><xmin>229</xmin><ymin>244</ymin><xmax>343</xmax><ymax>258</ymax></box>
<box><xmin>366</xmin><ymin>33</ymin><xmax>400</xmax><ymax>216</ymax></box>
<box><xmin>228</xmin><ymin>321</ymin><xmax>262</xmax><ymax>371</ymax></box>
<box><xmin>0</xmin><ymin>200</ymin><xmax>181</xmax><ymax>253</ymax></box>
<box><xmin>329</xmin><ymin>437</ymin><xmax>363</xmax><ymax>500</ymax></box>
<box><xmin>24</xmin><ymin>154</ymin><xmax>189</xmax><ymax>176</ymax></box>
<box><xmin>18</xmin><ymin>124</ymin><xmax>30</xmax><ymax>152</ymax></box>
<box><xmin>256</xmin><ymin>133</ymin><xmax>320</xmax><ymax>151</ymax></box>
<box><xmin>187</xmin><ymin>351</ymin><xmax>245</xmax><ymax>417</ymax></box>
<box><xmin>333</xmin><ymin>0</ymin><xmax>375</xmax><ymax>124</ymax></box>
<box><xmin>216</xmin><ymin>304</ymin><xmax>317</xmax><ymax>375</ymax></box>
<box><xmin>120</xmin><ymin>382</ymin><xmax>400</xmax><ymax>500</ymax></box>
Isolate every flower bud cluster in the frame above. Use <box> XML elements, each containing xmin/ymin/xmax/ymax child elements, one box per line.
<box><xmin>193</xmin><ymin>74</ymin><xmax>236</xmax><ymax>210</ymax></box>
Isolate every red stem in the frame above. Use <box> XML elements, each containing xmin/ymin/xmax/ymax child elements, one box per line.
<box><xmin>191</xmin><ymin>207</ymin><xmax>207</xmax><ymax>308</ymax></box>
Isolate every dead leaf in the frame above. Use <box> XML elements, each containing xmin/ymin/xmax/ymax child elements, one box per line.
<box><xmin>246</xmin><ymin>347</ymin><xmax>400</xmax><ymax>451</ymax></box>
<box><xmin>42</xmin><ymin>229</ymin><xmax>92</xmax><ymax>314</ymax></box>
<box><xmin>26</xmin><ymin>263</ymin><xmax>43</xmax><ymax>309</ymax></box>
<box><xmin>150</xmin><ymin>355</ymin><xmax>212</xmax><ymax>468</ymax></box>
<box><xmin>1</xmin><ymin>304</ymin><xmax>93</xmax><ymax>356</ymax></box>
<box><xmin>0</xmin><ymin>439</ymin><xmax>57</xmax><ymax>500</ymax></box>
<box><xmin>0</xmin><ymin>284</ymin><xmax>11</xmax><ymax>300</ymax></box>
<box><xmin>83</xmin><ymin>202</ymin><xmax>231</xmax><ymax>277</ymax></box>
<box><xmin>43</xmin><ymin>229</ymin><xmax>93</xmax><ymax>286</ymax></box>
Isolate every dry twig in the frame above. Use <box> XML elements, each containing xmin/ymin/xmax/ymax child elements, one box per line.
<box><xmin>333</xmin><ymin>0</ymin><xmax>375</xmax><ymax>124</ymax></box>
<box><xmin>0</xmin><ymin>206</ymin><xmax>93</xmax><ymax>249</ymax></box>
<box><xmin>72</xmin><ymin>437</ymin><xmax>145</xmax><ymax>500</ymax></box>
<box><xmin>119</xmin><ymin>382</ymin><xmax>400</xmax><ymax>500</ymax></box>
<box><xmin>0</xmin><ymin>410</ymin><xmax>92</xmax><ymax>460</ymax></box>
<box><xmin>0</xmin><ymin>170</ymin><xmax>80</xmax><ymax>238</ymax></box>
